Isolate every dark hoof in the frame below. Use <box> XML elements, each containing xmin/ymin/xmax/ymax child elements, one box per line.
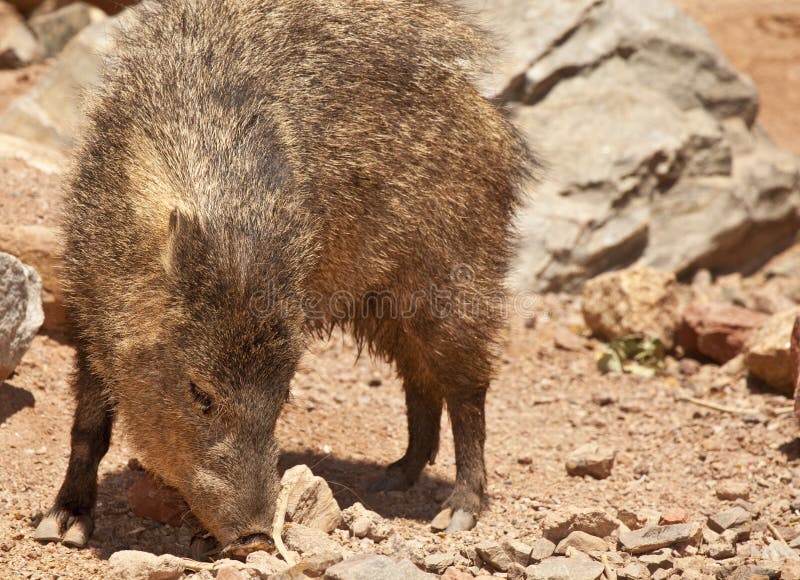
<box><xmin>367</xmin><ymin>470</ymin><xmax>412</xmax><ymax>493</ymax></box>
<box><xmin>34</xmin><ymin>510</ymin><xmax>93</xmax><ymax>548</ymax></box>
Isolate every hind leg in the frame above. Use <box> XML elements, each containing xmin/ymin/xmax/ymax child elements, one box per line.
<box><xmin>34</xmin><ymin>351</ymin><xmax>114</xmax><ymax>548</ymax></box>
<box><xmin>433</xmin><ymin>386</ymin><xmax>487</xmax><ymax>532</ymax></box>
<box><xmin>366</xmin><ymin>324</ymin><xmax>491</xmax><ymax>531</ymax></box>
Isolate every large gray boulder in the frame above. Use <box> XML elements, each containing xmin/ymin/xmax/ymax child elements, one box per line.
<box><xmin>0</xmin><ymin>7</ymin><xmax>132</xmax><ymax>152</ymax></box>
<box><xmin>510</xmin><ymin>59</ymin><xmax>800</xmax><ymax>291</ymax></box>
<box><xmin>1</xmin><ymin>252</ymin><xmax>44</xmax><ymax>382</ymax></box>
<box><xmin>0</xmin><ymin>1</ymin><xmax>44</xmax><ymax>68</ymax></box>
<box><xmin>459</xmin><ymin>0</ymin><xmax>800</xmax><ymax>292</ymax></box>
<box><xmin>29</xmin><ymin>2</ymin><xmax>107</xmax><ymax>58</ymax></box>
<box><xmin>462</xmin><ymin>0</ymin><xmax>758</xmax><ymax>123</ymax></box>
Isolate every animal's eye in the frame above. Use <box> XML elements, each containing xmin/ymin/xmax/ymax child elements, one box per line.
<box><xmin>190</xmin><ymin>382</ymin><xmax>213</xmax><ymax>415</ymax></box>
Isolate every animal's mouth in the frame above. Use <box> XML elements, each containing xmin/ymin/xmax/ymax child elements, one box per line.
<box><xmin>219</xmin><ymin>533</ymin><xmax>275</xmax><ymax>560</ymax></box>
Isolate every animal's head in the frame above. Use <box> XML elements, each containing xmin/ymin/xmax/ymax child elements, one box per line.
<box><xmin>118</xmin><ymin>207</ymin><xmax>305</xmax><ymax>550</ymax></box>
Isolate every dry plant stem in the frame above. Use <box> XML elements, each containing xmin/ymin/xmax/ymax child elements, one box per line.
<box><xmin>680</xmin><ymin>397</ymin><xmax>754</xmax><ymax>415</ymax></box>
<box><xmin>272</xmin><ymin>484</ymin><xmax>295</xmax><ymax>566</ymax></box>
<box><xmin>602</xmin><ymin>554</ymin><xmax>616</xmax><ymax>580</ymax></box>
<box><xmin>767</xmin><ymin>521</ymin><xmax>787</xmax><ymax>545</ymax></box>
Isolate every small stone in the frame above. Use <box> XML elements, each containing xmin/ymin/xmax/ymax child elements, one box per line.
<box><xmin>283</xmin><ymin>523</ymin><xmax>341</xmax><ymax>556</ymax></box>
<box><xmin>617</xmin><ymin>508</ymin><xmax>650</xmax><ymax>530</ymax></box>
<box><xmin>282</xmin><ymin>464</ymin><xmax>341</xmax><ymax>533</ymax></box>
<box><xmin>245</xmin><ymin>551</ymin><xmax>287</xmax><ymax>576</ymax></box>
<box><xmin>781</xmin><ymin>560</ymin><xmax>800</xmax><ymax>580</ymax></box>
<box><xmin>215</xmin><ymin>566</ymin><xmax>248</xmax><ymax>580</ymax></box>
<box><xmin>541</xmin><ymin>507</ymin><xmax>619</xmax><ymax>542</ymax></box>
<box><xmin>554</xmin><ymin>531</ymin><xmax>608</xmax><ymax>555</ymax></box>
<box><xmin>430</xmin><ymin>508</ymin><xmax>452</xmax><ymax>531</ymax></box>
<box><xmin>324</xmin><ymin>554</ymin><xmax>433</xmax><ymax>580</ymax></box>
<box><xmin>441</xmin><ymin>568</ymin><xmax>472</xmax><ymax>580</ymax></box>
<box><xmin>529</xmin><ymin>538</ymin><xmax>557</xmax><ymax>563</ymax></box>
<box><xmin>650</xmin><ymin>569</ymin><xmax>672</xmax><ymax>580</ymax></box>
<box><xmin>762</xmin><ymin>540</ymin><xmax>800</xmax><ymax>561</ymax></box>
<box><xmin>702</xmin><ymin>528</ymin><xmax>720</xmax><ymax>544</ymax></box>
<box><xmin>715</xmin><ymin>481</ymin><xmax>750</xmax><ymax>501</ymax></box>
<box><xmin>507</xmin><ymin>562</ymin><xmax>526</xmax><ymax>580</ymax></box>
<box><xmin>423</xmin><ymin>553</ymin><xmax>454</xmax><ymax>575</ymax></box>
<box><xmin>618</xmin><ymin>523</ymin><xmax>701</xmax><ymax>554</ymax></box>
<box><xmin>553</xmin><ymin>325</ymin><xmax>585</xmax><ymax>351</ymax></box>
<box><xmin>745</xmin><ymin>308</ymin><xmax>800</xmax><ymax>395</ymax></box>
<box><xmin>565</xmin><ymin>444</ymin><xmax>616</xmax><ymax>479</ymax></box>
<box><xmin>524</xmin><ymin>556</ymin><xmax>604</xmax><ymax>580</ymax></box>
<box><xmin>721</xmin><ymin>527</ymin><xmax>750</xmax><ymax>544</ymax></box>
<box><xmin>340</xmin><ymin>502</ymin><xmax>392</xmax><ymax>542</ymax></box>
<box><xmin>212</xmin><ymin>559</ymin><xmax>249</xmax><ymax>572</ymax></box>
<box><xmin>707</xmin><ymin>507</ymin><xmax>751</xmax><ymax>533</ymax></box>
<box><xmin>108</xmin><ymin>550</ymin><xmax>184</xmax><ymax>580</ymax></box>
<box><xmin>706</xmin><ymin>542</ymin><xmax>736</xmax><ymax>560</ymax></box>
<box><xmin>582</xmin><ymin>268</ymin><xmax>681</xmax><ymax>348</ymax></box>
<box><xmin>304</xmin><ymin>552</ymin><xmax>344</xmax><ymax>577</ymax></box>
<box><xmin>502</xmin><ymin>539</ymin><xmax>532</xmax><ymax>566</ymax></box>
<box><xmin>0</xmin><ymin>252</ymin><xmax>44</xmax><ymax>383</ymax></box>
<box><xmin>639</xmin><ymin>548</ymin><xmax>673</xmax><ymax>571</ymax></box>
<box><xmin>127</xmin><ymin>472</ymin><xmax>190</xmax><ymax>527</ymax></box>
<box><xmin>617</xmin><ymin>562</ymin><xmax>649</xmax><ymax>580</ymax></box>
<box><xmin>676</xmin><ymin>302</ymin><xmax>766</xmax><ymax>364</ymax></box>
<box><xmin>658</xmin><ymin>508</ymin><xmax>688</xmax><ymax>525</ymax></box>
<box><xmin>476</xmin><ymin>540</ymin><xmax>513</xmax><ymax>572</ymax></box>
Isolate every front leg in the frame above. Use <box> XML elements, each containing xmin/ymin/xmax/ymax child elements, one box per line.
<box><xmin>34</xmin><ymin>355</ymin><xmax>114</xmax><ymax>548</ymax></box>
<box><xmin>368</xmin><ymin>379</ymin><xmax>442</xmax><ymax>492</ymax></box>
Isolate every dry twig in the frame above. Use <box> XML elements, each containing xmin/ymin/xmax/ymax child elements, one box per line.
<box><xmin>767</xmin><ymin>521</ymin><xmax>788</xmax><ymax>545</ymax></box>
<box><xmin>601</xmin><ymin>554</ymin><xmax>616</xmax><ymax>580</ymax></box>
<box><xmin>679</xmin><ymin>396</ymin><xmax>755</xmax><ymax>415</ymax></box>
<box><xmin>272</xmin><ymin>483</ymin><xmax>296</xmax><ymax>566</ymax></box>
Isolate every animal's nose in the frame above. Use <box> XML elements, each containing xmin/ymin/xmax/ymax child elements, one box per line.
<box><xmin>221</xmin><ymin>533</ymin><xmax>274</xmax><ymax>560</ymax></box>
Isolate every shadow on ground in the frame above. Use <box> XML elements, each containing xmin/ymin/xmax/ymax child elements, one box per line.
<box><xmin>0</xmin><ymin>382</ymin><xmax>35</xmax><ymax>424</ymax></box>
<box><xmin>30</xmin><ymin>450</ymin><xmax>450</xmax><ymax>561</ymax></box>
<box><xmin>280</xmin><ymin>449</ymin><xmax>451</xmax><ymax>523</ymax></box>
<box><xmin>778</xmin><ymin>437</ymin><xmax>800</xmax><ymax>461</ymax></box>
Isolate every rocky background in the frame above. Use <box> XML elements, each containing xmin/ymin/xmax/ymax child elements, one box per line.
<box><xmin>4</xmin><ymin>0</ymin><xmax>800</xmax><ymax>579</ymax></box>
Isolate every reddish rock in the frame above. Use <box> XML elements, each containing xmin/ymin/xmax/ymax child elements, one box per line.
<box><xmin>658</xmin><ymin>508</ymin><xmax>688</xmax><ymax>525</ymax></box>
<box><xmin>127</xmin><ymin>472</ymin><xmax>191</xmax><ymax>527</ymax></box>
<box><xmin>552</xmin><ymin>325</ymin><xmax>585</xmax><ymax>352</ymax></box>
<box><xmin>676</xmin><ymin>302</ymin><xmax>766</xmax><ymax>364</ymax></box>
<box><xmin>441</xmin><ymin>568</ymin><xmax>473</xmax><ymax>580</ymax></box>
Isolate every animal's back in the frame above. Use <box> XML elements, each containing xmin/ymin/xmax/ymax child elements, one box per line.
<box><xmin>68</xmin><ymin>0</ymin><xmax>527</xmax><ymax>302</ymax></box>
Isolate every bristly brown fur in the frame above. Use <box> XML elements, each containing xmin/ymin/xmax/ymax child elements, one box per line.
<box><xmin>42</xmin><ymin>0</ymin><xmax>534</xmax><ymax>548</ymax></box>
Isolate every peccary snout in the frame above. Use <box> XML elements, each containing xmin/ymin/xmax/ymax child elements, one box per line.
<box><xmin>221</xmin><ymin>533</ymin><xmax>275</xmax><ymax>560</ymax></box>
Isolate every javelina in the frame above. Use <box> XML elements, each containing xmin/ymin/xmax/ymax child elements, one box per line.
<box><xmin>34</xmin><ymin>0</ymin><xmax>530</xmax><ymax>551</ymax></box>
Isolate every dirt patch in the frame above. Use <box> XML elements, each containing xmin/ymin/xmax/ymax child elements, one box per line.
<box><xmin>675</xmin><ymin>0</ymin><xmax>800</xmax><ymax>155</ymax></box>
<box><xmin>1</xmin><ymin>295</ymin><xmax>799</xmax><ymax>577</ymax></box>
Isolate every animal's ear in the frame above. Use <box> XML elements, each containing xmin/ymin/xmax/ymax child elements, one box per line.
<box><xmin>162</xmin><ymin>206</ymin><xmax>192</xmax><ymax>273</ymax></box>
<box><xmin>168</xmin><ymin>206</ymin><xmax>187</xmax><ymax>238</ymax></box>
